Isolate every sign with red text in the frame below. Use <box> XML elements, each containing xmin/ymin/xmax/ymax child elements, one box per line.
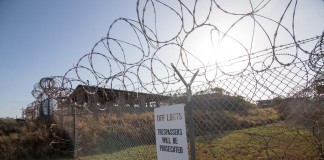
<box><xmin>154</xmin><ymin>103</ymin><xmax>188</xmax><ymax>160</ymax></box>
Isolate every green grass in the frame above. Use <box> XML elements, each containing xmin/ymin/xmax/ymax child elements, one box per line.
<box><xmin>75</xmin><ymin>123</ymin><xmax>321</xmax><ymax>160</ymax></box>
<box><xmin>196</xmin><ymin>123</ymin><xmax>319</xmax><ymax>160</ymax></box>
<box><xmin>76</xmin><ymin>145</ymin><xmax>156</xmax><ymax>160</ymax></box>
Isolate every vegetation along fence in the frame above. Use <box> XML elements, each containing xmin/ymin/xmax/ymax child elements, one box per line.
<box><xmin>22</xmin><ymin>0</ymin><xmax>323</xmax><ymax>159</ymax></box>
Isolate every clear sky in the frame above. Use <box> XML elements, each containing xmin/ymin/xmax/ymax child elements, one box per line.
<box><xmin>0</xmin><ymin>0</ymin><xmax>323</xmax><ymax>118</ymax></box>
<box><xmin>0</xmin><ymin>0</ymin><xmax>137</xmax><ymax>118</ymax></box>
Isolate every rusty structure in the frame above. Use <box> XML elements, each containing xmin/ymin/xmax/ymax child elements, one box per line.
<box><xmin>23</xmin><ymin>84</ymin><xmax>170</xmax><ymax>119</ymax></box>
<box><xmin>64</xmin><ymin>85</ymin><xmax>171</xmax><ymax>113</ymax></box>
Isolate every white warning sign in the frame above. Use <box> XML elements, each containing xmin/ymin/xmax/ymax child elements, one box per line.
<box><xmin>154</xmin><ymin>103</ymin><xmax>188</xmax><ymax>160</ymax></box>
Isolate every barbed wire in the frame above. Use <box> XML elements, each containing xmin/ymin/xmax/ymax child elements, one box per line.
<box><xmin>53</xmin><ymin>0</ymin><xmax>322</xmax><ymax>96</ymax></box>
<box><xmin>22</xmin><ymin>0</ymin><xmax>323</xmax><ymax>158</ymax></box>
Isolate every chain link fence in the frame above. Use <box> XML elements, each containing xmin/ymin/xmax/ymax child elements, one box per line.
<box><xmin>20</xmin><ymin>0</ymin><xmax>324</xmax><ymax>159</ymax></box>
<box><xmin>50</xmin><ymin>59</ymin><xmax>323</xmax><ymax>159</ymax></box>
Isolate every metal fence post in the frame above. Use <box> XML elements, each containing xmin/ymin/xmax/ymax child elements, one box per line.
<box><xmin>171</xmin><ymin>63</ymin><xmax>199</xmax><ymax>160</ymax></box>
<box><xmin>47</xmin><ymin>98</ymin><xmax>51</xmax><ymax>127</ymax></box>
<box><xmin>73</xmin><ymin>106</ymin><xmax>77</xmax><ymax>158</ymax></box>
<box><xmin>60</xmin><ymin>101</ymin><xmax>63</xmax><ymax>127</ymax></box>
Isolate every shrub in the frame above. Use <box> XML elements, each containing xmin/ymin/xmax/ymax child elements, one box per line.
<box><xmin>0</xmin><ymin>118</ymin><xmax>72</xmax><ymax>159</ymax></box>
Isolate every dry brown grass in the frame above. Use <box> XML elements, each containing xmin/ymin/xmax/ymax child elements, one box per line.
<box><xmin>0</xmin><ymin>118</ymin><xmax>71</xmax><ymax>159</ymax></box>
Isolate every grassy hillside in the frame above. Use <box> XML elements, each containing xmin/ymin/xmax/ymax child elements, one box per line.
<box><xmin>195</xmin><ymin>123</ymin><xmax>320</xmax><ymax>159</ymax></box>
<box><xmin>57</xmin><ymin>105</ymin><xmax>281</xmax><ymax>157</ymax></box>
<box><xmin>76</xmin><ymin>123</ymin><xmax>320</xmax><ymax>160</ymax></box>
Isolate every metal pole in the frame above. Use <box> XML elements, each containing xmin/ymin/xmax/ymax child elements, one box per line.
<box><xmin>47</xmin><ymin>98</ymin><xmax>51</xmax><ymax>127</ymax></box>
<box><xmin>73</xmin><ymin>106</ymin><xmax>77</xmax><ymax>158</ymax></box>
<box><xmin>171</xmin><ymin>63</ymin><xmax>198</xmax><ymax>160</ymax></box>
<box><xmin>39</xmin><ymin>100</ymin><xmax>42</xmax><ymax>118</ymax></box>
<box><xmin>59</xmin><ymin>100</ymin><xmax>63</xmax><ymax>127</ymax></box>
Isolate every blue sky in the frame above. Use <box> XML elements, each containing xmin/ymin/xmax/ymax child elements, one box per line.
<box><xmin>0</xmin><ymin>0</ymin><xmax>323</xmax><ymax>118</ymax></box>
<box><xmin>0</xmin><ymin>0</ymin><xmax>136</xmax><ymax>117</ymax></box>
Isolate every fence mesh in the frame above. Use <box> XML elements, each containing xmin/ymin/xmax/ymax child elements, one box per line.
<box><xmin>49</xmin><ymin>61</ymin><xmax>324</xmax><ymax>159</ymax></box>
<box><xmin>22</xmin><ymin>0</ymin><xmax>324</xmax><ymax>159</ymax></box>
